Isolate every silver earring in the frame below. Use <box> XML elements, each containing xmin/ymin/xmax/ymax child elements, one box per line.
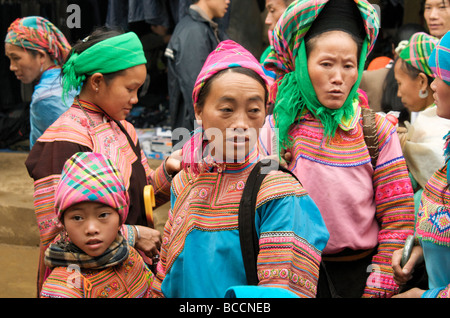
<box><xmin>419</xmin><ymin>89</ymin><xmax>429</xmax><ymax>99</ymax></box>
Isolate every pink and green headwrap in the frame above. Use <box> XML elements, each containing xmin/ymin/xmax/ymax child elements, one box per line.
<box><xmin>262</xmin><ymin>0</ymin><xmax>379</xmax><ymax>152</ymax></box>
<box><xmin>398</xmin><ymin>32</ymin><xmax>439</xmax><ymax>77</ymax></box>
<box><xmin>185</xmin><ymin>40</ymin><xmax>269</xmax><ymax>175</ymax></box>
<box><xmin>5</xmin><ymin>16</ymin><xmax>71</xmax><ymax>66</ymax></box>
<box><xmin>429</xmin><ymin>31</ymin><xmax>450</xmax><ymax>86</ymax></box>
<box><xmin>192</xmin><ymin>39</ymin><xmax>269</xmax><ymax>105</ymax></box>
<box><xmin>55</xmin><ymin>152</ymin><xmax>129</xmax><ymax>225</ymax></box>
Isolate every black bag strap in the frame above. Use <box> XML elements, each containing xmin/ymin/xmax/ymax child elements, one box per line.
<box><xmin>114</xmin><ymin>120</ymin><xmax>142</xmax><ymax>161</ymax></box>
<box><xmin>238</xmin><ymin>159</ymin><xmax>300</xmax><ymax>285</ymax></box>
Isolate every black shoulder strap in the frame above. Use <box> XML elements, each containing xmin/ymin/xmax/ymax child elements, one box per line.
<box><xmin>361</xmin><ymin>107</ymin><xmax>379</xmax><ymax>170</ymax></box>
<box><xmin>238</xmin><ymin>159</ymin><xmax>300</xmax><ymax>285</ymax></box>
<box><xmin>114</xmin><ymin>120</ymin><xmax>142</xmax><ymax>161</ymax></box>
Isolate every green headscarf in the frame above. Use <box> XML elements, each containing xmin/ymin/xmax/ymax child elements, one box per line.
<box><xmin>62</xmin><ymin>32</ymin><xmax>147</xmax><ymax>102</ymax></box>
<box><xmin>274</xmin><ymin>38</ymin><xmax>368</xmax><ymax>149</ymax></box>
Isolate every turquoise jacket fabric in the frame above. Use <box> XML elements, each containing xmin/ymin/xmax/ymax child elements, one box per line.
<box><xmin>30</xmin><ymin>68</ymin><xmax>75</xmax><ymax>148</ymax></box>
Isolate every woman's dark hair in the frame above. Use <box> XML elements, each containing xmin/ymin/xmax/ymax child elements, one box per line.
<box><xmin>62</xmin><ymin>27</ymin><xmax>125</xmax><ymax>83</ymax></box>
<box><xmin>196</xmin><ymin>67</ymin><xmax>268</xmax><ymax>110</ymax></box>
<box><xmin>381</xmin><ymin>64</ymin><xmax>410</xmax><ymax>124</ymax></box>
<box><xmin>381</xmin><ymin>24</ymin><xmax>427</xmax><ymax>124</ymax></box>
<box><xmin>68</xmin><ymin>27</ymin><xmax>124</xmax><ymax>56</ymax></box>
<box><xmin>398</xmin><ymin>57</ymin><xmax>434</xmax><ymax>89</ymax></box>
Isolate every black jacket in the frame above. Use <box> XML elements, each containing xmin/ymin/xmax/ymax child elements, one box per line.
<box><xmin>165</xmin><ymin>8</ymin><xmax>227</xmax><ymax>143</ymax></box>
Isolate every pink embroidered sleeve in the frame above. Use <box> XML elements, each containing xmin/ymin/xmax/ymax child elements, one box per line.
<box><xmin>364</xmin><ymin>116</ymin><xmax>415</xmax><ymax>298</ymax></box>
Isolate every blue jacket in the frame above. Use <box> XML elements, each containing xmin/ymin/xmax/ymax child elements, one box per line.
<box><xmin>30</xmin><ymin>68</ymin><xmax>75</xmax><ymax>148</ymax></box>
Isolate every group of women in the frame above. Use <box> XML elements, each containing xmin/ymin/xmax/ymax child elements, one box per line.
<box><xmin>4</xmin><ymin>0</ymin><xmax>449</xmax><ymax>298</ymax></box>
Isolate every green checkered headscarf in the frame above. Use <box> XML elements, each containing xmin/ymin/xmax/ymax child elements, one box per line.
<box><xmin>263</xmin><ymin>0</ymin><xmax>379</xmax><ymax>151</ymax></box>
<box><xmin>398</xmin><ymin>32</ymin><xmax>439</xmax><ymax>77</ymax></box>
<box><xmin>62</xmin><ymin>32</ymin><xmax>147</xmax><ymax>102</ymax></box>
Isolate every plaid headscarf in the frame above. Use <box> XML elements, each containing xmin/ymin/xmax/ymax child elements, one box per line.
<box><xmin>398</xmin><ymin>32</ymin><xmax>439</xmax><ymax>77</ymax></box>
<box><xmin>62</xmin><ymin>32</ymin><xmax>147</xmax><ymax>102</ymax></box>
<box><xmin>184</xmin><ymin>40</ymin><xmax>268</xmax><ymax>175</ymax></box>
<box><xmin>55</xmin><ymin>152</ymin><xmax>129</xmax><ymax>225</ymax></box>
<box><xmin>5</xmin><ymin>16</ymin><xmax>71</xmax><ymax>66</ymax></box>
<box><xmin>262</xmin><ymin>0</ymin><xmax>379</xmax><ymax>151</ymax></box>
<box><xmin>429</xmin><ymin>31</ymin><xmax>450</xmax><ymax>86</ymax></box>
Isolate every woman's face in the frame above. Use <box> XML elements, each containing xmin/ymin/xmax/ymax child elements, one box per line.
<box><xmin>4</xmin><ymin>43</ymin><xmax>42</xmax><ymax>84</ymax></box>
<box><xmin>265</xmin><ymin>0</ymin><xmax>288</xmax><ymax>31</ymax></box>
<box><xmin>394</xmin><ymin>59</ymin><xmax>428</xmax><ymax>112</ymax></box>
<box><xmin>94</xmin><ymin>64</ymin><xmax>147</xmax><ymax>121</ymax></box>
<box><xmin>431</xmin><ymin>77</ymin><xmax>450</xmax><ymax>119</ymax></box>
<box><xmin>307</xmin><ymin>31</ymin><xmax>359</xmax><ymax>110</ymax></box>
<box><xmin>424</xmin><ymin>0</ymin><xmax>450</xmax><ymax>38</ymax></box>
<box><xmin>63</xmin><ymin>202</ymin><xmax>120</xmax><ymax>257</ymax></box>
<box><xmin>195</xmin><ymin>71</ymin><xmax>266</xmax><ymax>162</ymax></box>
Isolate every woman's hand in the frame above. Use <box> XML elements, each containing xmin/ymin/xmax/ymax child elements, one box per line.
<box><xmin>134</xmin><ymin>225</ymin><xmax>162</xmax><ymax>260</ymax></box>
<box><xmin>392</xmin><ymin>287</ymin><xmax>425</xmax><ymax>298</ymax></box>
<box><xmin>282</xmin><ymin>150</ymin><xmax>292</xmax><ymax>166</ymax></box>
<box><xmin>263</xmin><ymin>149</ymin><xmax>292</xmax><ymax>168</ymax></box>
<box><xmin>165</xmin><ymin>149</ymin><xmax>182</xmax><ymax>177</ymax></box>
<box><xmin>392</xmin><ymin>245</ymin><xmax>424</xmax><ymax>286</ymax></box>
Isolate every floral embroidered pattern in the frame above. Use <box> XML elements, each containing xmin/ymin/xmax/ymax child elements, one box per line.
<box><xmin>258</xmin><ymin>268</ymin><xmax>317</xmax><ymax>295</ymax></box>
<box><xmin>96</xmin><ymin>280</ymin><xmax>121</xmax><ymax>298</ymax></box>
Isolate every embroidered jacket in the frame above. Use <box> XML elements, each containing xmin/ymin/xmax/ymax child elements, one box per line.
<box><xmin>259</xmin><ymin>106</ymin><xmax>415</xmax><ymax>298</ymax></box>
<box><xmin>151</xmin><ymin>148</ymin><xmax>329</xmax><ymax>298</ymax></box>
<box><xmin>417</xmin><ymin>163</ymin><xmax>450</xmax><ymax>298</ymax></box>
<box><xmin>25</xmin><ymin>99</ymin><xmax>171</xmax><ymax>292</ymax></box>
<box><xmin>40</xmin><ymin>247</ymin><xmax>153</xmax><ymax>298</ymax></box>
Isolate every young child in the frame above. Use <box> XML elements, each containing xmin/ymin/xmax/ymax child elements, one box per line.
<box><xmin>40</xmin><ymin>152</ymin><xmax>153</xmax><ymax>298</ymax></box>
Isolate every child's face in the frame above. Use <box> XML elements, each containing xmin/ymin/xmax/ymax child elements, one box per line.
<box><xmin>63</xmin><ymin>202</ymin><xmax>121</xmax><ymax>257</ymax></box>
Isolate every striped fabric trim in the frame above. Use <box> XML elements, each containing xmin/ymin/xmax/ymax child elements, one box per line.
<box><xmin>282</xmin><ymin>108</ymin><xmax>395</xmax><ymax>168</ymax></box>
<box><xmin>365</xmin><ymin>156</ymin><xmax>415</xmax><ymax>297</ymax></box>
<box><xmin>258</xmin><ymin>232</ymin><xmax>321</xmax><ymax>297</ymax></box>
<box><xmin>34</xmin><ymin>174</ymin><xmax>61</xmax><ymax>246</ymax></box>
<box><xmin>256</xmin><ymin>171</ymin><xmax>308</xmax><ymax>209</ymax></box>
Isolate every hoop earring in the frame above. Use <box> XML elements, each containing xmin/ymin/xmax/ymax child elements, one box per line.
<box><xmin>419</xmin><ymin>89</ymin><xmax>429</xmax><ymax>99</ymax></box>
